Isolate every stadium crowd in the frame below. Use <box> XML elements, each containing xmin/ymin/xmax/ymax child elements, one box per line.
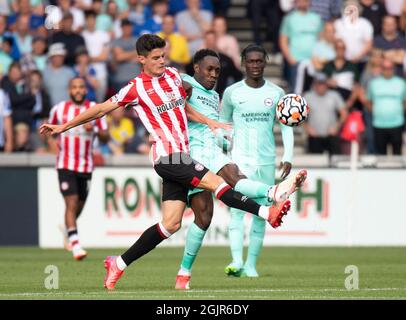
<box><xmin>0</xmin><ymin>0</ymin><xmax>405</xmax><ymax>157</ymax></box>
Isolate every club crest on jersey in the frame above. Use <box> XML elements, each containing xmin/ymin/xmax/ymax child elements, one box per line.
<box><xmin>195</xmin><ymin>163</ymin><xmax>204</xmax><ymax>171</ymax></box>
<box><xmin>165</xmin><ymin>91</ymin><xmax>177</xmax><ymax>101</ymax></box>
<box><xmin>264</xmin><ymin>98</ymin><xmax>273</xmax><ymax>107</ymax></box>
<box><xmin>174</xmin><ymin>78</ymin><xmax>181</xmax><ymax>86</ymax></box>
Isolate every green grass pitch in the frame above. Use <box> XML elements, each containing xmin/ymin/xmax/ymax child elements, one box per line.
<box><xmin>0</xmin><ymin>247</ymin><xmax>405</xmax><ymax>300</ymax></box>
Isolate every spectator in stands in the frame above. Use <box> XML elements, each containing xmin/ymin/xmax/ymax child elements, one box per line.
<box><xmin>295</xmin><ymin>21</ymin><xmax>336</xmax><ymax>94</ymax></box>
<box><xmin>135</xmin><ymin>0</ymin><xmax>168</xmax><ymax>36</ymax></box>
<box><xmin>13</xmin><ymin>15</ymin><xmax>32</xmax><ymax>56</ymax></box>
<box><xmin>358</xmin><ymin>49</ymin><xmax>384</xmax><ymax>154</ymax></box>
<box><xmin>212</xmin><ymin>16</ymin><xmax>240</xmax><ymax>69</ymax></box>
<box><xmin>366</xmin><ymin>59</ymin><xmax>406</xmax><ymax>155</ymax></box>
<box><xmin>49</xmin><ymin>12</ymin><xmax>86</xmax><ymax>66</ymax></box>
<box><xmin>43</xmin><ymin>43</ymin><xmax>75</xmax><ymax>106</ymax></box>
<box><xmin>82</xmin><ymin>9</ymin><xmax>110</xmax><ymax>102</ymax></box>
<box><xmin>163</xmin><ymin>40</ymin><xmax>186</xmax><ymax>72</ymax></box>
<box><xmin>279</xmin><ymin>0</ymin><xmax>323</xmax><ymax>91</ymax></box>
<box><xmin>1</xmin><ymin>61</ymin><xmax>36</xmax><ymax>127</ymax></box>
<box><xmin>157</xmin><ymin>14</ymin><xmax>191</xmax><ymax>67</ymax></box>
<box><xmin>20</xmin><ymin>35</ymin><xmax>48</xmax><ymax>74</ymax></box>
<box><xmin>13</xmin><ymin>121</ymin><xmax>34</xmax><ymax>152</ymax></box>
<box><xmin>73</xmin><ymin>49</ymin><xmax>99</xmax><ymax>102</ymax></box>
<box><xmin>31</xmin><ymin>36</ymin><xmax>47</xmax><ymax>72</ymax></box>
<box><xmin>125</xmin><ymin>0</ymin><xmax>152</xmax><ymax>36</ymax></box>
<box><xmin>360</xmin><ymin>0</ymin><xmax>387</xmax><ymax>36</ymax></box>
<box><xmin>168</xmin><ymin>0</ymin><xmax>213</xmax><ymax>15</ymax></box>
<box><xmin>0</xmin><ymin>88</ymin><xmax>13</xmax><ymax>152</ymax></box>
<box><xmin>248</xmin><ymin>0</ymin><xmax>283</xmax><ymax>60</ymax></box>
<box><xmin>28</xmin><ymin>69</ymin><xmax>51</xmax><ymax>131</ymax></box>
<box><xmin>95</xmin><ymin>0</ymin><xmax>124</xmax><ymax>39</ymax></box>
<box><xmin>303</xmin><ymin>72</ymin><xmax>347</xmax><ymax>155</ymax></box>
<box><xmin>48</xmin><ymin>0</ymin><xmax>85</xmax><ymax>32</ymax></box>
<box><xmin>175</xmin><ymin>0</ymin><xmax>213</xmax><ymax>56</ymax></box>
<box><xmin>111</xmin><ymin>18</ymin><xmax>141</xmax><ymax>92</ymax></box>
<box><xmin>186</xmin><ymin>30</ymin><xmax>242</xmax><ymax>97</ymax></box>
<box><xmin>106</xmin><ymin>107</ymin><xmax>135</xmax><ymax>155</ymax></box>
<box><xmin>310</xmin><ymin>0</ymin><xmax>343</xmax><ymax>22</ymax></box>
<box><xmin>334</xmin><ymin>2</ymin><xmax>373</xmax><ymax>69</ymax></box>
<box><xmin>373</xmin><ymin>15</ymin><xmax>406</xmax><ymax>77</ymax></box>
<box><xmin>7</xmin><ymin>0</ymin><xmax>45</xmax><ymax>35</ymax></box>
<box><xmin>0</xmin><ymin>37</ymin><xmax>13</xmax><ymax>77</ymax></box>
<box><xmin>323</xmin><ymin>39</ymin><xmax>360</xmax><ymax>105</ymax></box>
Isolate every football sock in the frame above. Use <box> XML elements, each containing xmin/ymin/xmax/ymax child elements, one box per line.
<box><xmin>235</xmin><ymin>178</ymin><xmax>270</xmax><ymax>199</ymax></box>
<box><xmin>121</xmin><ymin>223</ymin><xmax>171</xmax><ymax>266</ymax></box>
<box><xmin>215</xmin><ymin>183</ymin><xmax>263</xmax><ymax>216</ymax></box>
<box><xmin>228</xmin><ymin>208</ymin><xmax>245</xmax><ymax>267</ymax></box>
<box><xmin>246</xmin><ymin>215</ymin><xmax>266</xmax><ymax>269</ymax></box>
<box><xmin>67</xmin><ymin>228</ymin><xmax>81</xmax><ymax>250</ymax></box>
<box><xmin>180</xmin><ymin>223</ymin><xmax>206</xmax><ymax>273</ymax></box>
<box><xmin>116</xmin><ymin>256</ymin><xmax>127</xmax><ymax>271</ymax></box>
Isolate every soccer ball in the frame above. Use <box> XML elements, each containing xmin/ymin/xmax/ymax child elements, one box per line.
<box><xmin>276</xmin><ymin>94</ymin><xmax>309</xmax><ymax>126</ymax></box>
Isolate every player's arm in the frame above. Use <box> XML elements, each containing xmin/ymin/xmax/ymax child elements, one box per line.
<box><xmin>185</xmin><ymin>101</ymin><xmax>230</xmax><ymax>132</ymax></box>
<box><xmin>182</xmin><ymin>80</ymin><xmax>193</xmax><ymax>99</ymax></box>
<box><xmin>40</xmin><ymin>100</ymin><xmax>120</xmax><ymax>136</ymax></box>
<box><xmin>279</xmin><ymin>115</ymin><xmax>294</xmax><ymax>179</ymax></box>
<box><xmin>278</xmin><ymin>91</ymin><xmax>294</xmax><ymax>179</ymax></box>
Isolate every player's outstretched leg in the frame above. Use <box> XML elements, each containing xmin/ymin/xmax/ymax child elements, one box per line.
<box><xmin>225</xmin><ymin>208</ymin><xmax>245</xmax><ymax>277</ymax></box>
<box><xmin>199</xmin><ymin>170</ymin><xmax>306</xmax><ymax>228</ymax></box>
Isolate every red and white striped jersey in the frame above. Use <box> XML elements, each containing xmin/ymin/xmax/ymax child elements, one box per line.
<box><xmin>110</xmin><ymin>67</ymin><xmax>189</xmax><ymax>161</ymax></box>
<box><xmin>49</xmin><ymin>100</ymin><xmax>108</xmax><ymax>173</ymax></box>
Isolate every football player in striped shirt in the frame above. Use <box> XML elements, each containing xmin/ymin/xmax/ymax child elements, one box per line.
<box><xmin>40</xmin><ymin>34</ymin><xmax>306</xmax><ymax>289</ymax></box>
<box><xmin>48</xmin><ymin>77</ymin><xmax>109</xmax><ymax>260</ymax></box>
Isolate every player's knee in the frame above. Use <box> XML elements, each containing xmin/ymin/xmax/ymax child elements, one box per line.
<box><xmin>162</xmin><ymin>220</ymin><xmax>182</xmax><ymax>234</ymax></box>
<box><xmin>195</xmin><ymin>209</ymin><xmax>213</xmax><ymax>230</ymax></box>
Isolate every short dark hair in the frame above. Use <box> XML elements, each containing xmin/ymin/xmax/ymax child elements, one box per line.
<box><xmin>241</xmin><ymin>44</ymin><xmax>268</xmax><ymax>62</ymax></box>
<box><xmin>136</xmin><ymin>34</ymin><xmax>166</xmax><ymax>56</ymax></box>
<box><xmin>192</xmin><ymin>49</ymin><xmax>219</xmax><ymax>65</ymax></box>
<box><xmin>84</xmin><ymin>9</ymin><xmax>97</xmax><ymax>19</ymax></box>
<box><xmin>69</xmin><ymin>76</ymin><xmax>86</xmax><ymax>86</ymax></box>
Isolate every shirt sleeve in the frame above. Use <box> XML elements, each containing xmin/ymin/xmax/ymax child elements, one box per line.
<box><xmin>48</xmin><ymin>105</ymin><xmax>59</xmax><ymax>125</ymax></box>
<box><xmin>109</xmin><ymin>82</ymin><xmax>139</xmax><ymax>108</ymax></box>
<box><xmin>280</xmin><ymin>14</ymin><xmax>290</xmax><ymax>37</ymax></box>
<box><xmin>219</xmin><ymin>87</ymin><xmax>234</xmax><ymax>123</ymax></box>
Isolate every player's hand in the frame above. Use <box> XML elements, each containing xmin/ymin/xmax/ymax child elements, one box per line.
<box><xmin>206</xmin><ymin>118</ymin><xmax>231</xmax><ymax>133</ymax></box>
<box><xmin>39</xmin><ymin>123</ymin><xmax>65</xmax><ymax>136</ymax></box>
<box><xmin>279</xmin><ymin>161</ymin><xmax>292</xmax><ymax>180</ymax></box>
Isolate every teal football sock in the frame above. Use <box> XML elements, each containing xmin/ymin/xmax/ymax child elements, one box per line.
<box><xmin>235</xmin><ymin>178</ymin><xmax>270</xmax><ymax>199</ymax></box>
<box><xmin>228</xmin><ymin>208</ymin><xmax>245</xmax><ymax>267</ymax></box>
<box><xmin>180</xmin><ymin>223</ymin><xmax>206</xmax><ymax>273</ymax></box>
<box><xmin>245</xmin><ymin>214</ymin><xmax>266</xmax><ymax>269</ymax></box>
